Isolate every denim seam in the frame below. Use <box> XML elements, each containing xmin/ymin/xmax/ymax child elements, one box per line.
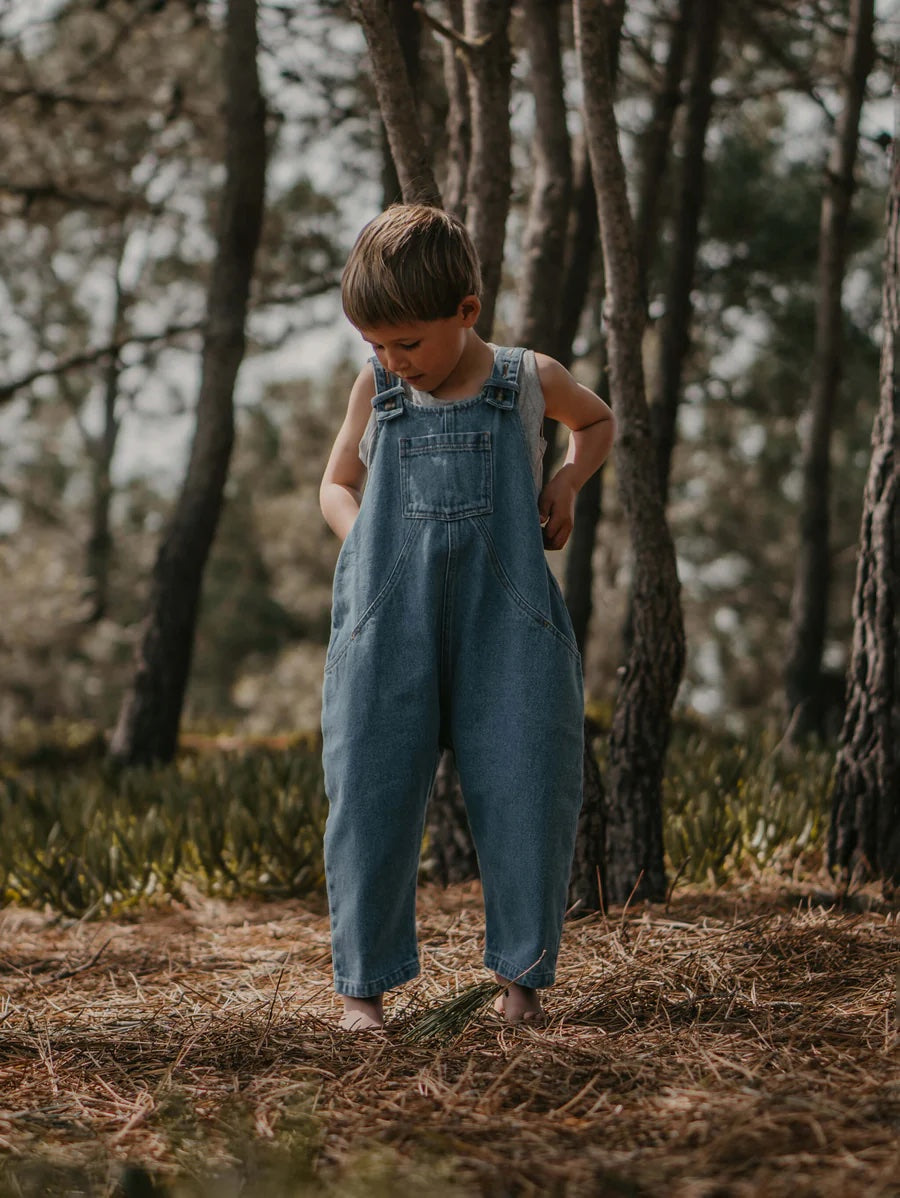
<box><xmin>441</xmin><ymin>521</ymin><xmax>455</xmax><ymax>694</ymax></box>
<box><xmin>324</xmin><ymin>522</ymin><xmax>421</xmax><ymax>674</ymax></box>
<box><xmin>473</xmin><ymin>520</ymin><xmax>582</xmax><ymax>661</ymax></box>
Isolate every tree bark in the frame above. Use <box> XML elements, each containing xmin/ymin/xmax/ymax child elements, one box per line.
<box><xmin>85</xmin><ymin>338</ymin><xmax>120</xmax><ymax>623</ymax></box>
<box><xmin>828</xmin><ymin>121</ymin><xmax>900</xmax><ymax>893</ymax></box>
<box><xmin>85</xmin><ymin>228</ymin><xmax>127</xmax><ymax>623</ymax></box>
<box><xmin>633</xmin><ymin>0</ymin><xmax>694</xmax><ymax>301</ymax></box>
<box><xmin>514</xmin><ymin>0</ymin><xmax>572</xmax><ymax>354</ymax></box>
<box><xmin>352</xmin><ymin>0</ymin><xmax>442</xmax><ymax>207</ymax></box>
<box><xmin>567</xmin><ymin>715</ymin><xmax>607</xmax><ymax>912</ymax></box>
<box><xmin>439</xmin><ymin>0</ymin><xmax>470</xmax><ymax>219</ymax></box>
<box><xmin>651</xmin><ymin>0</ymin><xmax>721</xmax><ymax>503</ymax></box>
<box><xmin>542</xmin><ymin>139</ymin><xmax>599</xmax><ymax>488</ymax></box>
<box><xmin>109</xmin><ymin>0</ymin><xmax>267</xmax><ymax>765</ymax></box>
<box><xmin>423</xmin><ymin>751</ymin><xmax>480</xmax><ymax>883</ymax></box>
<box><xmin>573</xmin><ymin>0</ymin><xmax>685</xmax><ymax>904</ymax></box>
<box><xmin>784</xmin><ymin>0</ymin><xmax>876</xmax><ymax>740</ymax></box>
<box><xmin>461</xmin><ymin>0</ymin><xmax>513</xmax><ymax>336</ymax></box>
<box><xmin>380</xmin><ymin>0</ymin><xmax>422</xmax><ymax>207</ymax></box>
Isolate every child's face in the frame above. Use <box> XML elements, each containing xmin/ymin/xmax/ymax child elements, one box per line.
<box><xmin>359</xmin><ymin>298</ymin><xmax>479</xmax><ymax>394</ymax></box>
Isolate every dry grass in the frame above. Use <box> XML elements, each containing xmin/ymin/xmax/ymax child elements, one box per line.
<box><xmin>0</xmin><ymin>877</ymin><xmax>898</xmax><ymax>1196</ymax></box>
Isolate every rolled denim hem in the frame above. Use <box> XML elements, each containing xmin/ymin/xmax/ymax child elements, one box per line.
<box><xmin>333</xmin><ymin>958</ymin><xmax>420</xmax><ymax>997</ymax></box>
<box><xmin>484</xmin><ymin>952</ymin><xmax>556</xmax><ymax>990</ymax></box>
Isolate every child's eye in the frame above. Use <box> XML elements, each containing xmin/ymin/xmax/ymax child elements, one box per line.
<box><xmin>399</xmin><ymin>342</ymin><xmax>419</xmax><ymax>350</ymax></box>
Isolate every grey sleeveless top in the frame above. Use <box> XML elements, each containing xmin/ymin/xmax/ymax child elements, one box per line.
<box><xmin>358</xmin><ymin>346</ymin><xmax>548</xmax><ymax>493</ymax></box>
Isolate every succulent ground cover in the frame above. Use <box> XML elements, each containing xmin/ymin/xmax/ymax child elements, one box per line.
<box><xmin>0</xmin><ymin>877</ymin><xmax>897</xmax><ymax>1196</ymax></box>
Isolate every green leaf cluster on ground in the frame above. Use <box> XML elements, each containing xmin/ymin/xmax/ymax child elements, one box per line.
<box><xmin>0</xmin><ymin>718</ymin><xmax>833</xmax><ymax>917</ymax></box>
<box><xmin>0</xmin><ymin>732</ymin><xmax>327</xmax><ymax>916</ymax></box>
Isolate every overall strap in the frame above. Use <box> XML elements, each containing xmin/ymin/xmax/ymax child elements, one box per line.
<box><xmin>370</xmin><ymin>356</ymin><xmax>405</xmax><ymax>422</ymax></box>
<box><xmin>484</xmin><ymin>346</ymin><xmax>525</xmax><ymax>409</ymax></box>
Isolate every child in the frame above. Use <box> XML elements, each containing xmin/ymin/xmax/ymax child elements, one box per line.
<box><xmin>319</xmin><ymin>204</ymin><xmax>614</xmax><ymax>1031</ymax></box>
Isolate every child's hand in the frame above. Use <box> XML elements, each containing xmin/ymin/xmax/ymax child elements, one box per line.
<box><xmin>538</xmin><ymin>468</ymin><xmax>578</xmax><ymax>550</ymax></box>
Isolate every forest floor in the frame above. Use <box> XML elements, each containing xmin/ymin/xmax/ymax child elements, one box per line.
<box><xmin>0</xmin><ymin>877</ymin><xmax>897</xmax><ymax>1197</ymax></box>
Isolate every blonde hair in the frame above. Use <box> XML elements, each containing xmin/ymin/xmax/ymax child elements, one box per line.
<box><xmin>341</xmin><ymin>204</ymin><xmax>482</xmax><ymax>329</ymax></box>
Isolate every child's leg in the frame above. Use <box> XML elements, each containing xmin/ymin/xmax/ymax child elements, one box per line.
<box><xmin>451</xmin><ymin>615</ymin><xmax>584</xmax><ymax>994</ymax></box>
<box><xmin>322</xmin><ymin>652</ymin><xmax>442</xmax><ymax>1011</ymax></box>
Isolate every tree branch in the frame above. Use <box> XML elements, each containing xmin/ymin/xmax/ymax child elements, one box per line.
<box><xmin>0</xmin><ymin>277</ymin><xmax>341</xmax><ymax>405</ymax></box>
<box><xmin>0</xmin><ymin>322</ymin><xmax>205</xmax><ymax>404</ymax></box>
<box><xmin>412</xmin><ymin>2</ymin><xmax>492</xmax><ymax>51</ymax></box>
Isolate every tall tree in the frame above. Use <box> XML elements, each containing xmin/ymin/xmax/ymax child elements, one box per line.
<box><xmin>461</xmin><ymin>0</ymin><xmax>514</xmax><ymax>335</ymax></box>
<box><xmin>784</xmin><ymin>0</ymin><xmax>876</xmax><ymax>740</ymax></box>
<box><xmin>351</xmin><ymin>0</ymin><xmax>442</xmax><ymax>207</ymax></box>
<box><xmin>573</xmin><ymin>0</ymin><xmax>685</xmax><ymax>903</ymax></box>
<box><xmin>109</xmin><ymin>0</ymin><xmax>267</xmax><ymax>764</ymax></box>
<box><xmin>439</xmin><ymin>0</ymin><xmax>470</xmax><ymax>219</ymax></box>
<box><xmin>651</xmin><ymin>0</ymin><xmax>722</xmax><ymax>502</ymax></box>
<box><xmin>828</xmin><ymin>117</ymin><xmax>900</xmax><ymax>892</ymax></box>
<box><xmin>379</xmin><ymin>0</ymin><xmax>423</xmax><ymax>207</ymax></box>
<box><xmin>633</xmin><ymin>0</ymin><xmax>695</xmax><ymax>301</ymax></box>
<box><xmin>557</xmin><ymin>9</ymin><xmax>624</xmax><ymax>658</ymax></box>
<box><xmin>514</xmin><ymin>0</ymin><xmax>572</xmax><ymax>355</ymax></box>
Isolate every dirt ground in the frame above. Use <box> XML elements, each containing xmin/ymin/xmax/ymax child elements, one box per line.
<box><xmin>0</xmin><ymin>879</ymin><xmax>898</xmax><ymax>1197</ymax></box>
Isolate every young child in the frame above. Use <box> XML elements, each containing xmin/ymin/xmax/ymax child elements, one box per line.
<box><xmin>319</xmin><ymin>204</ymin><xmax>614</xmax><ymax>1031</ymax></box>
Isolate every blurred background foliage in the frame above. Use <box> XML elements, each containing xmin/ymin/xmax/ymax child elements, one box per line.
<box><xmin>0</xmin><ymin>0</ymin><xmax>892</xmax><ymax>739</ymax></box>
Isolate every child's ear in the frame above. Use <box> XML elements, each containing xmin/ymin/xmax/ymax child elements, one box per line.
<box><xmin>458</xmin><ymin>295</ymin><xmax>481</xmax><ymax>327</ymax></box>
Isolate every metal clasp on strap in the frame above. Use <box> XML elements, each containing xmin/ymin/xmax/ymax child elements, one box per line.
<box><xmin>371</xmin><ymin>357</ymin><xmax>405</xmax><ymax>421</ymax></box>
<box><xmin>484</xmin><ymin>347</ymin><xmax>524</xmax><ymax>409</ymax></box>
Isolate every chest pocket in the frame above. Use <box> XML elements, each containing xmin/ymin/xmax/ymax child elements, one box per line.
<box><xmin>399</xmin><ymin>431</ymin><xmax>493</xmax><ymax>521</ymax></box>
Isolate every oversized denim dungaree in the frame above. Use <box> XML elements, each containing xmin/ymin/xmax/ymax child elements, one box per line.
<box><xmin>321</xmin><ymin>347</ymin><xmax>584</xmax><ymax>997</ymax></box>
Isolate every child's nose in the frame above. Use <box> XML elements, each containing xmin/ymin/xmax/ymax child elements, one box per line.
<box><xmin>386</xmin><ymin>350</ymin><xmax>409</xmax><ymax>374</ymax></box>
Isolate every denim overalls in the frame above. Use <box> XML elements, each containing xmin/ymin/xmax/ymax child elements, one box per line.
<box><xmin>321</xmin><ymin>346</ymin><xmax>584</xmax><ymax>997</ymax></box>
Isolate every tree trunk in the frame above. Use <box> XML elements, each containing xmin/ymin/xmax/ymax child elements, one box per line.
<box><xmin>542</xmin><ymin>139</ymin><xmax>599</xmax><ymax>487</ymax></box>
<box><xmin>651</xmin><ymin>0</ymin><xmax>721</xmax><ymax>503</ymax></box>
<box><xmin>542</xmin><ymin>5</ymin><xmax>622</xmax><ymax>476</ymax></box>
<box><xmin>461</xmin><ymin>0</ymin><xmax>513</xmax><ymax>336</ymax></box>
<box><xmin>573</xmin><ymin>0</ymin><xmax>685</xmax><ymax>904</ymax></box>
<box><xmin>633</xmin><ymin>0</ymin><xmax>694</xmax><ymax>301</ymax></box>
<box><xmin>784</xmin><ymin>0</ymin><xmax>876</xmax><ymax>740</ymax></box>
<box><xmin>514</xmin><ymin>0</ymin><xmax>572</xmax><ymax>354</ymax></box>
<box><xmin>352</xmin><ymin>0</ymin><xmax>442</xmax><ymax>207</ymax></box>
<box><xmin>828</xmin><ymin>122</ymin><xmax>900</xmax><ymax>893</ymax></box>
<box><xmin>85</xmin><ymin>342</ymin><xmax>120</xmax><ymax>623</ymax></box>
<box><xmin>567</xmin><ymin>715</ymin><xmax>607</xmax><ymax>912</ymax></box>
<box><xmin>109</xmin><ymin>0</ymin><xmax>267</xmax><ymax>765</ymax></box>
<box><xmin>440</xmin><ymin>0</ymin><xmax>470</xmax><ymax>219</ymax></box>
<box><xmin>423</xmin><ymin>751</ymin><xmax>480</xmax><ymax>884</ymax></box>
<box><xmin>380</xmin><ymin>0</ymin><xmax>422</xmax><ymax>207</ymax></box>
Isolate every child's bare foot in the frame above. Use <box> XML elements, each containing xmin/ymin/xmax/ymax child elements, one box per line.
<box><xmin>493</xmin><ymin>975</ymin><xmax>545</xmax><ymax>1024</ymax></box>
<box><xmin>339</xmin><ymin>994</ymin><xmax>384</xmax><ymax>1031</ymax></box>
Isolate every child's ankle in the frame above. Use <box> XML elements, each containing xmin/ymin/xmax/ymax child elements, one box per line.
<box><xmin>339</xmin><ymin>993</ymin><xmax>384</xmax><ymax>1031</ymax></box>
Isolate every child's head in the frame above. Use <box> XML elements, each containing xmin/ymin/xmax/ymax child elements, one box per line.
<box><xmin>341</xmin><ymin>204</ymin><xmax>482</xmax><ymax>331</ymax></box>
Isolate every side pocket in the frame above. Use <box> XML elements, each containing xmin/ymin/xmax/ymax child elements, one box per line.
<box><xmin>324</xmin><ymin>523</ymin><xmax>421</xmax><ymax>674</ymax></box>
<box><xmin>474</xmin><ymin>520</ymin><xmax>581</xmax><ymax>662</ymax></box>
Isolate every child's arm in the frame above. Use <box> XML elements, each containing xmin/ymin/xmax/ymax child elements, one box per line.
<box><xmin>536</xmin><ymin>354</ymin><xmax>616</xmax><ymax>551</ymax></box>
<box><xmin>319</xmin><ymin>365</ymin><xmax>376</xmax><ymax>542</ymax></box>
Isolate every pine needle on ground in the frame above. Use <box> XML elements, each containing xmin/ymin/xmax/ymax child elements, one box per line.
<box><xmin>398</xmin><ymin>980</ymin><xmax>503</xmax><ymax>1045</ymax></box>
<box><xmin>0</xmin><ymin>877</ymin><xmax>898</xmax><ymax>1196</ymax></box>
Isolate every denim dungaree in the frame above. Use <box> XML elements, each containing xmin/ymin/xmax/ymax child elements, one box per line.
<box><xmin>321</xmin><ymin>346</ymin><xmax>584</xmax><ymax>997</ymax></box>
